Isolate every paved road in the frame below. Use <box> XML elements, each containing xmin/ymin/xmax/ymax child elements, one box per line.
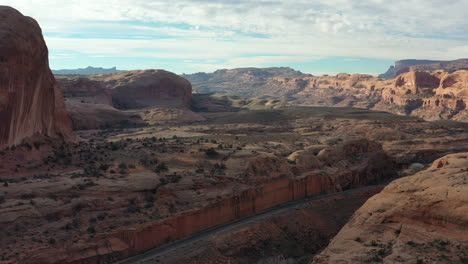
<box><xmin>122</xmin><ymin>184</ymin><xmax>385</xmax><ymax>264</ymax></box>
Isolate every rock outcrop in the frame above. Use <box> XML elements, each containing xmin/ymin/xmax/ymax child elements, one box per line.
<box><xmin>57</xmin><ymin>70</ymin><xmax>194</xmax><ymax>129</ymax></box>
<box><xmin>0</xmin><ymin>6</ymin><xmax>74</xmax><ymax>148</ymax></box>
<box><xmin>186</xmin><ymin>66</ymin><xmax>468</xmax><ymax>121</ymax></box>
<box><xmin>58</xmin><ymin>69</ymin><xmax>192</xmax><ymax>110</ymax></box>
<box><xmin>312</xmin><ymin>153</ymin><xmax>468</xmax><ymax>264</ymax></box>
<box><xmin>375</xmin><ymin>70</ymin><xmax>468</xmax><ymax>120</ymax></box>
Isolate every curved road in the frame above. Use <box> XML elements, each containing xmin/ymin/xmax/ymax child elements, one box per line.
<box><xmin>122</xmin><ymin>184</ymin><xmax>385</xmax><ymax>264</ymax></box>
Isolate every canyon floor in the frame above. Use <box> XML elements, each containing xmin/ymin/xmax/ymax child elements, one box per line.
<box><xmin>1</xmin><ymin>104</ymin><xmax>467</xmax><ymax>263</ymax></box>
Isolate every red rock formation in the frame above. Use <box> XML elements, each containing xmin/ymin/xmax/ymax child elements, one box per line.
<box><xmin>0</xmin><ymin>6</ymin><xmax>74</xmax><ymax>148</ymax></box>
<box><xmin>185</xmin><ymin>67</ymin><xmax>467</xmax><ymax>121</ymax></box>
<box><xmin>21</xmin><ymin>139</ymin><xmax>395</xmax><ymax>264</ymax></box>
<box><xmin>312</xmin><ymin>153</ymin><xmax>468</xmax><ymax>264</ymax></box>
<box><xmin>57</xmin><ymin>70</ymin><xmax>192</xmax><ymax>110</ymax></box>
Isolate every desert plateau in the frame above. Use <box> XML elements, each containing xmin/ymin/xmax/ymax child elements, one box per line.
<box><xmin>0</xmin><ymin>2</ymin><xmax>467</xmax><ymax>264</ymax></box>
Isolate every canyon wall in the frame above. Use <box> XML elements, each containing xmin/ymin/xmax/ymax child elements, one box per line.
<box><xmin>22</xmin><ymin>176</ymin><xmax>372</xmax><ymax>263</ymax></box>
<box><xmin>135</xmin><ymin>186</ymin><xmax>385</xmax><ymax>264</ymax></box>
<box><xmin>0</xmin><ymin>6</ymin><xmax>75</xmax><ymax>148</ymax></box>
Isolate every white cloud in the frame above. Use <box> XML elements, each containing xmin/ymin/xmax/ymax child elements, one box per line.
<box><xmin>1</xmin><ymin>0</ymin><xmax>467</xmax><ymax>73</ymax></box>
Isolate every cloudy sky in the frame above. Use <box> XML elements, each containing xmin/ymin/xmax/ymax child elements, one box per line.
<box><xmin>1</xmin><ymin>0</ymin><xmax>467</xmax><ymax>75</ymax></box>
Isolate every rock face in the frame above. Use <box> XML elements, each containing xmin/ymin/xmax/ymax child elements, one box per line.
<box><xmin>0</xmin><ymin>6</ymin><xmax>74</xmax><ymax>148</ymax></box>
<box><xmin>312</xmin><ymin>153</ymin><xmax>468</xmax><ymax>264</ymax></box>
<box><xmin>375</xmin><ymin>70</ymin><xmax>468</xmax><ymax>120</ymax></box>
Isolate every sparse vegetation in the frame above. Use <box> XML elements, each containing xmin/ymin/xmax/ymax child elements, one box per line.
<box><xmin>204</xmin><ymin>148</ymin><xmax>219</xmax><ymax>158</ymax></box>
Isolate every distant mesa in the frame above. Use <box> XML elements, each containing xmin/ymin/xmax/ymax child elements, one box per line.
<box><xmin>182</xmin><ymin>67</ymin><xmax>312</xmax><ymax>98</ymax></box>
<box><xmin>0</xmin><ymin>6</ymin><xmax>75</xmax><ymax>148</ymax></box>
<box><xmin>379</xmin><ymin>58</ymin><xmax>468</xmax><ymax>78</ymax></box>
<box><xmin>52</xmin><ymin>66</ymin><xmax>123</xmax><ymax>75</ymax></box>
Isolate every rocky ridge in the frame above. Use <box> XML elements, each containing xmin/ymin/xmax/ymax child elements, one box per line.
<box><xmin>185</xmin><ymin>68</ymin><xmax>468</xmax><ymax>121</ymax></box>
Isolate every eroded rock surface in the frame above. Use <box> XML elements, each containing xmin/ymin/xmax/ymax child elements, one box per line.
<box><xmin>0</xmin><ymin>6</ymin><xmax>74</xmax><ymax>148</ymax></box>
<box><xmin>312</xmin><ymin>153</ymin><xmax>468</xmax><ymax>264</ymax></box>
<box><xmin>57</xmin><ymin>70</ymin><xmax>195</xmax><ymax>129</ymax></box>
<box><xmin>185</xmin><ymin>68</ymin><xmax>468</xmax><ymax>121</ymax></box>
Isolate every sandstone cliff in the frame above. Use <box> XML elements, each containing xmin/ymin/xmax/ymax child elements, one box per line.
<box><xmin>312</xmin><ymin>153</ymin><xmax>468</xmax><ymax>264</ymax></box>
<box><xmin>0</xmin><ymin>6</ymin><xmax>74</xmax><ymax>148</ymax></box>
<box><xmin>186</xmin><ymin>67</ymin><xmax>468</xmax><ymax>121</ymax></box>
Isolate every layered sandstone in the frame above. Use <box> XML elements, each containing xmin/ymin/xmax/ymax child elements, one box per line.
<box><xmin>0</xmin><ymin>6</ymin><xmax>74</xmax><ymax>148</ymax></box>
<box><xmin>312</xmin><ymin>153</ymin><xmax>468</xmax><ymax>264</ymax></box>
<box><xmin>184</xmin><ymin>67</ymin><xmax>468</xmax><ymax>121</ymax></box>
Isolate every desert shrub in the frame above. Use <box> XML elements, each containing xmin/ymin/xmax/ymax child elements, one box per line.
<box><xmin>33</xmin><ymin>141</ymin><xmax>42</xmax><ymax>150</ymax></box>
<box><xmin>87</xmin><ymin>226</ymin><xmax>96</xmax><ymax>234</ymax></box>
<box><xmin>73</xmin><ymin>203</ymin><xmax>83</xmax><ymax>213</ymax></box>
<box><xmin>125</xmin><ymin>204</ymin><xmax>140</xmax><ymax>214</ymax></box>
<box><xmin>48</xmin><ymin>238</ymin><xmax>56</xmax><ymax>245</ymax></box>
<box><xmin>205</xmin><ymin>148</ymin><xmax>219</xmax><ymax>158</ymax></box>
<box><xmin>155</xmin><ymin>163</ymin><xmax>168</xmax><ymax>173</ymax></box>
<box><xmin>214</xmin><ymin>163</ymin><xmax>227</xmax><ymax>170</ymax></box>
<box><xmin>20</xmin><ymin>193</ymin><xmax>35</xmax><ymax>200</ymax></box>
<box><xmin>99</xmin><ymin>164</ymin><xmax>110</xmax><ymax>171</ymax></box>
<box><xmin>159</xmin><ymin>178</ymin><xmax>168</xmax><ymax>185</ymax></box>
<box><xmin>97</xmin><ymin>212</ymin><xmax>108</xmax><ymax>221</ymax></box>
<box><xmin>84</xmin><ymin>166</ymin><xmax>101</xmax><ymax>177</ymax></box>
